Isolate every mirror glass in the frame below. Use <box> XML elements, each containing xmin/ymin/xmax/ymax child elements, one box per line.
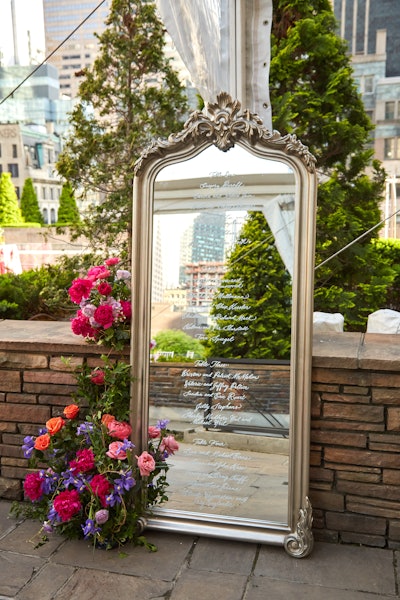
<box><xmin>149</xmin><ymin>145</ymin><xmax>295</xmax><ymax>525</ymax></box>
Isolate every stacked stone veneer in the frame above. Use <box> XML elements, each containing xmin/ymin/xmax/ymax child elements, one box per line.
<box><xmin>311</xmin><ymin>332</ymin><xmax>400</xmax><ymax>548</ymax></box>
<box><xmin>0</xmin><ymin>321</ymin><xmax>399</xmax><ymax>548</ymax></box>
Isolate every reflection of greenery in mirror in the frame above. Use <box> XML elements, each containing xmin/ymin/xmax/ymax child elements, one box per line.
<box><xmin>204</xmin><ymin>211</ymin><xmax>292</xmax><ymax>360</ymax></box>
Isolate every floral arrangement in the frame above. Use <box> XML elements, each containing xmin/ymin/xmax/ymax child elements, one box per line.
<box><xmin>68</xmin><ymin>257</ymin><xmax>131</xmax><ymax>350</ymax></box>
<box><xmin>12</xmin><ymin>358</ymin><xmax>179</xmax><ymax>550</ymax></box>
<box><xmin>12</xmin><ymin>258</ymin><xmax>180</xmax><ymax>550</ymax></box>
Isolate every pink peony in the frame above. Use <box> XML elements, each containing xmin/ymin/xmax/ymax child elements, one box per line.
<box><xmin>136</xmin><ymin>451</ymin><xmax>156</xmax><ymax>477</ymax></box>
<box><xmin>69</xmin><ymin>448</ymin><xmax>95</xmax><ymax>473</ymax></box>
<box><xmin>148</xmin><ymin>426</ymin><xmax>161</xmax><ymax>439</ymax></box>
<box><xmin>87</xmin><ymin>265</ymin><xmax>110</xmax><ymax>281</ymax></box>
<box><xmin>24</xmin><ymin>472</ymin><xmax>44</xmax><ymax>501</ymax></box>
<box><xmin>93</xmin><ymin>304</ymin><xmax>114</xmax><ymax>329</ymax></box>
<box><xmin>90</xmin><ymin>369</ymin><xmax>105</xmax><ymax>385</ymax></box>
<box><xmin>97</xmin><ymin>281</ymin><xmax>112</xmax><ymax>296</ymax></box>
<box><xmin>105</xmin><ymin>257</ymin><xmax>120</xmax><ymax>266</ymax></box>
<box><xmin>71</xmin><ymin>311</ymin><xmax>97</xmax><ymax>338</ymax></box>
<box><xmin>106</xmin><ymin>441</ymin><xmax>127</xmax><ymax>460</ymax></box>
<box><xmin>120</xmin><ymin>300</ymin><xmax>132</xmax><ymax>319</ymax></box>
<box><xmin>90</xmin><ymin>474</ymin><xmax>112</xmax><ymax>507</ymax></box>
<box><xmin>107</xmin><ymin>420</ymin><xmax>132</xmax><ymax>440</ymax></box>
<box><xmin>53</xmin><ymin>489</ymin><xmax>82</xmax><ymax>522</ymax></box>
<box><xmin>68</xmin><ymin>278</ymin><xmax>93</xmax><ymax>304</ymax></box>
<box><xmin>159</xmin><ymin>435</ymin><xmax>179</xmax><ymax>456</ymax></box>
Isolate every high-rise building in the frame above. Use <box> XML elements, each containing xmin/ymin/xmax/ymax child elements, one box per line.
<box><xmin>43</xmin><ymin>0</ymin><xmax>111</xmax><ymax>98</ymax></box>
<box><xmin>333</xmin><ymin>0</ymin><xmax>400</xmax><ymax>237</ymax></box>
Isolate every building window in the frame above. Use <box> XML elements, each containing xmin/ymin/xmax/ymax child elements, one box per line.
<box><xmin>15</xmin><ymin>187</ymin><xmax>20</xmax><ymax>199</ymax></box>
<box><xmin>384</xmin><ymin>138</ymin><xmax>400</xmax><ymax>159</ymax></box>
<box><xmin>12</xmin><ymin>144</ymin><xmax>17</xmax><ymax>158</ymax></box>
<box><xmin>7</xmin><ymin>164</ymin><xmax>19</xmax><ymax>177</ymax></box>
<box><xmin>364</xmin><ymin>76</ymin><xmax>374</xmax><ymax>94</ymax></box>
<box><xmin>0</xmin><ymin>143</ymin><xmax>2</xmax><ymax>157</ymax></box>
<box><xmin>385</xmin><ymin>102</ymin><xmax>396</xmax><ymax>120</ymax></box>
<box><xmin>42</xmin><ymin>187</ymin><xmax>47</xmax><ymax>199</ymax></box>
<box><xmin>50</xmin><ymin>208</ymin><xmax>56</xmax><ymax>224</ymax></box>
<box><xmin>0</xmin><ymin>164</ymin><xmax>2</xmax><ymax>174</ymax></box>
<box><xmin>43</xmin><ymin>208</ymin><xmax>48</xmax><ymax>224</ymax></box>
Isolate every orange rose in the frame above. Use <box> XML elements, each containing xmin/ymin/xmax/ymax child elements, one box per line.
<box><xmin>101</xmin><ymin>414</ymin><xmax>115</xmax><ymax>426</ymax></box>
<box><xmin>46</xmin><ymin>416</ymin><xmax>65</xmax><ymax>436</ymax></box>
<box><xmin>34</xmin><ymin>433</ymin><xmax>51</xmax><ymax>451</ymax></box>
<box><xmin>63</xmin><ymin>404</ymin><xmax>80</xmax><ymax>419</ymax></box>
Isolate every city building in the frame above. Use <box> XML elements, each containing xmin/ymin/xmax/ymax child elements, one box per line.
<box><xmin>333</xmin><ymin>0</ymin><xmax>400</xmax><ymax>237</ymax></box>
<box><xmin>0</xmin><ymin>121</ymin><xmax>62</xmax><ymax>223</ymax></box>
<box><xmin>185</xmin><ymin>261</ymin><xmax>226</xmax><ymax>308</ymax></box>
<box><xmin>43</xmin><ymin>0</ymin><xmax>111</xmax><ymax>99</ymax></box>
<box><xmin>0</xmin><ymin>63</ymin><xmax>73</xmax><ymax>136</ymax></box>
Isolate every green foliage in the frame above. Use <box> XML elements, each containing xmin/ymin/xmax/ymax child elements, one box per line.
<box><xmin>153</xmin><ymin>329</ymin><xmax>206</xmax><ymax>360</ymax></box>
<box><xmin>0</xmin><ymin>172</ymin><xmax>23</xmax><ymax>225</ymax></box>
<box><xmin>20</xmin><ymin>178</ymin><xmax>43</xmax><ymax>225</ymax></box>
<box><xmin>56</xmin><ymin>0</ymin><xmax>188</xmax><ymax>256</ymax></box>
<box><xmin>205</xmin><ymin>212</ymin><xmax>292</xmax><ymax>360</ymax></box>
<box><xmin>56</xmin><ymin>182</ymin><xmax>80</xmax><ymax>226</ymax></box>
<box><xmin>0</xmin><ymin>259</ymin><xmax>87</xmax><ymax>320</ymax></box>
<box><xmin>270</xmin><ymin>0</ymin><xmax>395</xmax><ymax>330</ymax></box>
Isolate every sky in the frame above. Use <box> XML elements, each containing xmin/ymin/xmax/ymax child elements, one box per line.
<box><xmin>0</xmin><ymin>0</ymin><xmax>45</xmax><ymax>66</ymax></box>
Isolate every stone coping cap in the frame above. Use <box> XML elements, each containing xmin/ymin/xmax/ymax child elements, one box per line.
<box><xmin>313</xmin><ymin>331</ymin><xmax>400</xmax><ymax>371</ymax></box>
<box><xmin>0</xmin><ymin>321</ymin><xmax>398</xmax><ymax>369</ymax></box>
<box><xmin>0</xmin><ymin>319</ymin><xmax>128</xmax><ymax>356</ymax></box>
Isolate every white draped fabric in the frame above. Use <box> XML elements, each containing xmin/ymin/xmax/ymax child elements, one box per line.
<box><xmin>156</xmin><ymin>0</ymin><xmax>273</xmax><ymax>131</ymax></box>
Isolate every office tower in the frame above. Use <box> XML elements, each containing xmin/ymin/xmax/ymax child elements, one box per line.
<box><xmin>333</xmin><ymin>0</ymin><xmax>400</xmax><ymax>236</ymax></box>
<box><xmin>43</xmin><ymin>0</ymin><xmax>110</xmax><ymax>98</ymax></box>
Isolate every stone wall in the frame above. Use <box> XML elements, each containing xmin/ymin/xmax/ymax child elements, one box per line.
<box><xmin>0</xmin><ymin>321</ymin><xmax>399</xmax><ymax>548</ymax></box>
<box><xmin>310</xmin><ymin>332</ymin><xmax>400</xmax><ymax>548</ymax></box>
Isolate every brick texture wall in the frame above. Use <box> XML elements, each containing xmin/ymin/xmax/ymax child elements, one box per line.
<box><xmin>0</xmin><ymin>321</ymin><xmax>399</xmax><ymax>548</ymax></box>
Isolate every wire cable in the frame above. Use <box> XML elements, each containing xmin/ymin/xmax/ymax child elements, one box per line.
<box><xmin>0</xmin><ymin>0</ymin><xmax>107</xmax><ymax>107</ymax></box>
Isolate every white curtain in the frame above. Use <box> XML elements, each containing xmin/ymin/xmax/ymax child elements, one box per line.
<box><xmin>156</xmin><ymin>0</ymin><xmax>273</xmax><ymax>131</ymax></box>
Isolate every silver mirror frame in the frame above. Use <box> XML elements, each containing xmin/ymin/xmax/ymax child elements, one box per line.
<box><xmin>130</xmin><ymin>93</ymin><xmax>317</xmax><ymax>557</ymax></box>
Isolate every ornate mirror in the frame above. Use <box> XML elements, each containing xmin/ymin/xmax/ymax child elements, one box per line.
<box><xmin>130</xmin><ymin>94</ymin><xmax>317</xmax><ymax>557</ymax></box>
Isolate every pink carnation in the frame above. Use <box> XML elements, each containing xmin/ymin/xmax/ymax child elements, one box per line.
<box><xmin>107</xmin><ymin>419</ymin><xmax>132</xmax><ymax>440</ymax></box>
<box><xmin>136</xmin><ymin>451</ymin><xmax>156</xmax><ymax>477</ymax></box>
<box><xmin>68</xmin><ymin>278</ymin><xmax>93</xmax><ymax>304</ymax></box>
<box><xmin>69</xmin><ymin>448</ymin><xmax>95</xmax><ymax>473</ymax></box>
<box><xmin>53</xmin><ymin>489</ymin><xmax>82</xmax><ymax>522</ymax></box>
<box><xmin>93</xmin><ymin>304</ymin><xmax>114</xmax><ymax>329</ymax></box>
<box><xmin>90</xmin><ymin>474</ymin><xmax>112</xmax><ymax>507</ymax></box>
<box><xmin>24</xmin><ymin>472</ymin><xmax>44</xmax><ymax>501</ymax></box>
<box><xmin>159</xmin><ymin>435</ymin><xmax>179</xmax><ymax>456</ymax></box>
<box><xmin>105</xmin><ymin>257</ymin><xmax>120</xmax><ymax>266</ymax></box>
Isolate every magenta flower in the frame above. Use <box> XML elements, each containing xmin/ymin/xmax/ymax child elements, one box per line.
<box><xmin>68</xmin><ymin>278</ymin><xmax>93</xmax><ymax>304</ymax></box>
<box><xmin>53</xmin><ymin>489</ymin><xmax>82</xmax><ymax>522</ymax></box>
<box><xmin>69</xmin><ymin>448</ymin><xmax>95</xmax><ymax>474</ymax></box>
<box><xmin>24</xmin><ymin>472</ymin><xmax>44</xmax><ymax>501</ymax></box>
<box><xmin>93</xmin><ymin>304</ymin><xmax>114</xmax><ymax>329</ymax></box>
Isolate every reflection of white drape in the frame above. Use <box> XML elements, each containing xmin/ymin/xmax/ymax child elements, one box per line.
<box><xmin>156</xmin><ymin>0</ymin><xmax>273</xmax><ymax>131</ymax></box>
<box><xmin>262</xmin><ymin>195</ymin><xmax>295</xmax><ymax>277</ymax></box>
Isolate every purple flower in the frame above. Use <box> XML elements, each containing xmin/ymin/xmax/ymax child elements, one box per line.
<box><xmin>114</xmin><ymin>469</ymin><xmax>135</xmax><ymax>493</ymax></box>
<box><xmin>121</xmin><ymin>439</ymin><xmax>134</xmax><ymax>452</ymax></box>
<box><xmin>76</xmin><ymin>422</ymin><xmax>94</xmax><ymax>435</ymax></box>
<box><xmin>106</xmin><ymin>490</ymin><xmax>122</xmax><ymax>507</ymax></box>
<box><xmin>39</xmin><ymin>470</ymin><xmax>58</xmax><ymax>495</ymax></box>
<box><xmin>42</xmin><ymin>520</ymin><xmax>53</xmax><ymax>534</ymax></box>
<box><xmin>81</xmin><ymin>518</ymin><xmax>100</xmax><ymax>539</ymax></box>
<box><xmin>47</xmin><ymin>505</ymin><xmax>61</xmax><ymax>524</ymax></box>
<box><xmin>157</xmin><ymin>419</ymin><xmax>170</xmax><ymax>430</ymax></box>
<box><xmin>95</xmin><ymin>509</ymin><xmax>109</xmax><ymax>525</ymax></box>
<box><xmin>22</xmin><ymin>436</ymin><xmax>35</xmax><ymax>458</ymax></box>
